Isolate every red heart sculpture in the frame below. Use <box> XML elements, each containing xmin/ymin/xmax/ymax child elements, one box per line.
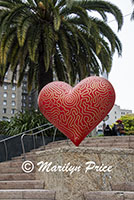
<box><xmin>38</xmin><ymin>76</ymin><xmax>115</xmax><ymax>146</ymax></box>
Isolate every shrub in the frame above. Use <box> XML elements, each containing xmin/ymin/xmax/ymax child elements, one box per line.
<box><xmin>0</xmin><ymin>120</ymin><xmax>9</xmax><ymax>135</ymax></box>
<box><xmin>1</xmin><ymin>109</ymin><xmax>65</xmax><ymax>137</ymax></box>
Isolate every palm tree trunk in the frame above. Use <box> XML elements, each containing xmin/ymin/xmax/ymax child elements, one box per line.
<box><xmin>38</xmin><ymin>53</ymin><xmax>53</xmax><ymax>93</ymax></box>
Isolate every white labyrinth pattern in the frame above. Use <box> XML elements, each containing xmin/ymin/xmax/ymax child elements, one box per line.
<box><xmin>38</xmin><ymin>76</ymin><xmax>115</xmax><ymax>146</ymax></box>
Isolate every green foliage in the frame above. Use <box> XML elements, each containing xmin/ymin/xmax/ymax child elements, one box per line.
<box><xmin>120</xmin><ymin>115</ymin><xmax>134</xmax><ymax>135</ymax></box>
<box><xmin>0</xmin><ymin>109</ymin><xmax>59</xmax><ymax>137</ymax></box>
<box><xmin>0</xmin><ymin>120</ymin><xmax>9</xmax><ymax>135</ymax></box>
<box><xmin>0</xmin><ymin>0</ymin><xmax>123</xmax><ymax>92</ymax></box>
<box><xmin>4</xmin><ymin>110</ymin><xmax>48</xmax><ymax>136</ymax></box>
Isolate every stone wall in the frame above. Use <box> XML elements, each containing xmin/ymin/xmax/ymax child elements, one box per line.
<box><xmin>35</xmin><ymin>146</ymin><xmax>134</xmax><ymax>200</ymax></box>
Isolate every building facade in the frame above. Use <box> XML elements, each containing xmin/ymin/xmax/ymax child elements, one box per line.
<box><xmin>97</xmin><ymin>104</ymin><xmax>133</xmax><ymax>131</ymax></box>
<box><xmin>0</xmin><ymin>71</ymin><xmax>37</xmax><ymax>121</ymax></box>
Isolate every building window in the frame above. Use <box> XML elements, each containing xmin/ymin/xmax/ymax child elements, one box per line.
<box><xmin>11</xmin><ymin>109</ymin><xmax>15</xmax><ymax>114</ymax></box>
<box><xmin>115</xmin><ymin>116</ymin><xmax>117</xmax><ymax>119</ymax></box>
<box><xmin>115</xmin><ymin>111</ymin><xmax>116</xmax><ymax>114</ymax></box>
<box><xmin>29</xmin><ymin>103</ymin><xmax>32</xmax><ymax>107</ymax></box>
<box><xmin>23</xmin><ymin>95</ymin><xmax>26</xmax><ymax>100</ymax></box>
<box><xmin>3</xmin><ymin>84</ymin><xmax>8</xmax><ymax>90</ymax></box>
<box><xmin>29</xmin><ymin>96</ymin><xmax>32</xmax><ymax>101</ymax></box>
<box><xmin>3</xmin><ymin>100</ymin><xmax>7</xmax><ymax>106</ymax></box>
<box><xmin>3</xmin><ymin>92</ymin><xmax>7</xmax><ymax>98</ymax></box>
<box><xmin>12</xmin><ymin>85</ymin><xmax>16</xmax><ymax>91</ymax></box>
<box><xmin>2</xmin><ymin>116</ymin><xmax>8</xmax><ymax>121</ymax></box>
<box><xmin>121</xmin><ymin>112</ymin><xmax>125</xmax><ymax>115</ymax></box>
<box><xmin>3</xmin><ymin>108</ymin><xmax>7</xmax><ymax>114</ymax></box>
<box><xmin>23</xmin><ymin>89</ymin><xmax>27</xmax><ymax>93</ymax></box>
<box><xmin>12</xmin><ymin>101</ymin><xmax>16</xmax><ymax>106</ymax></box>
<box><xmin>23</xmin><ymin>102</ymin><xmax>26</xmax><ymax>107</ymax></box>
<box><xmin>23</xmin><ymin>75</ymin><xmax>27</xmax><ymax>81</ymax></box>
<box><xmin>23</xmin><ymin>83</ymin><xmax>27</xmax><ymax>87</ymax></box>
<box><xmin>12</xmin><ymin>93</ymin><xmax>16</xmax><ymax>98</ymax></box>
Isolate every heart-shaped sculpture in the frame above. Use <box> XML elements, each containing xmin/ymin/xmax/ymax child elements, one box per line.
<box><xmin>38</xmin><ymin>76</ymin><xmax>115</xmax><ymax>146</ymax></box>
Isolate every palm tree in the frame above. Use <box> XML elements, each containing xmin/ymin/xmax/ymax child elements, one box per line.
<box><xmin>0</xmin><ymin>0</ymin><xmax>123</xmax><ymax>92</ymax></box>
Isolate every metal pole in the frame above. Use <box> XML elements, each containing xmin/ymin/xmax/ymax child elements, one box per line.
<box><xmin>33</xmin><ymin>132</ymin><xmax>36</xmax><ymax>150</ymax></box>
<box><xmin>41</xmin><ymin>131</ymin><xmax>46</xmax><ymax>148</ymax></box>
<box><xmin>53</xmin><ymin>128</ymin><xmax>57</xmax><ymax>142</ymax></box>
<box><xmin>21</xmin><ymin>134</ymin><xmax>26</xmax><ymax>161</ymax></box>
<box><xmin>3</xmin><ymin>141</ymin><xmax>8</xmax><ymax>161</ymax></box>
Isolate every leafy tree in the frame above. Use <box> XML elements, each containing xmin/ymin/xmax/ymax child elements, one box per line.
<box><xmin>0</xmin><ymin>0</ymin><xmax>123</xmax><ymax>92</ymax></box>
<box><xmin>117</xmin><ymin>115</ymin><xmax>134</xmax><ymax>135</ymax></box>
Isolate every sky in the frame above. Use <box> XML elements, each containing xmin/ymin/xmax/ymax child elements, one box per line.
<box><xmin>107</xmin><ymin>1</ymin><xmax>134</xmax><ymax>112</ymax></box>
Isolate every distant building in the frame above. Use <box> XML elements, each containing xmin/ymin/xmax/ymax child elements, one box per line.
<box><xmin>0</xmin><ymin>70</ymin><xmax>37</xmax><ymax>121</ymax></box>
<box><xmin>120</xmin><ymin>108</ymin><xmax>132</xmax><ymax>116</ymax></box>
<box><xmin>97</xmin><ymin>104</ymin><xmax>133</xmax><ymax>131</ymax></box>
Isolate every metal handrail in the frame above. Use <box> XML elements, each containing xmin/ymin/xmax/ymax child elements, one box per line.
<box><xmin>21</xmin><ymin>125</ymin><xmax>54</xmax><ymax>160</ymax></box>
<box><xmin>0</xmin><ymin>123</ymin><xmax>53</xmax><ymax>161</ymax></box>
<box><xmin>0</xmin><ymin>123</ymin><xmax>51</xmax><ymax>143</ymax></box>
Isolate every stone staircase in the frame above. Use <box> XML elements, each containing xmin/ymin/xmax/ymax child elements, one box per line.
<box><xmin>0</xmin><ymin>154</ymin><xmax>55</xmax><ymax>199</ymax></box>
<box><xmin>35</xmin><ymin>136</ymin><xmax>134</xmax><ymax>200</ymax></box>
<box><xmin>0</xmin><ymin>135</ymin><xmax>134</xmax><ymax>200</ymax></box>
<box><xmin>84</xmin><ymin>190</ymin><xmax>134</xmax><ymax>200</ymax></box>
<box><xmin>45</xmin><ymin>135</ymin><xmax>134</xmax><ymax>149</ymax></box>
<box><xmin>84</xmin><ymin>182</ymin><xmax>134</xmax><ymax>199</ymax></box>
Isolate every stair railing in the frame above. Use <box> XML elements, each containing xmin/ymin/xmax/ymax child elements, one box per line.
<box><xmin>21</xmin><ymin>124</ymin><xmax>54</xmax><ymax>160</ymax></box>
<box><xmin>0</xmin><ymin>123</ymin><xmax>55</xmax><ymax>162</ymax></box>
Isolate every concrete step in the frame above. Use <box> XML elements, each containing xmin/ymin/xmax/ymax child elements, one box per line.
<box><xmin>83</xmin><ymin>139</ymin><xmax>130</xmax><ymax>144</ymax></box>
<box><xmin>0</xmin><ymin>161</ymin><xmax>36</xmax><ymax>173</ymax></box>
<box><xmin>97</xmin><ymin>143</ymin><xmax>129</xmax><ymax>148</ymax></box>
<box><xmin>84</xmin><ymin>191</ymin><xmax>134</xmax><ymax>200</ymax></box>
<box><xmin>128</xmin><ymin>142</ymin><xmax>134</xmax><ymax>149</ymax></box>
<box><xmin>84</xmin><ymin>136</ymin><xmax>134</xmax><ymax>142</ymax></box>
<box><xmin>44</xmin><ymin>136</ymin><xmax>134</xmax><ymax>149</ymax></box>
<box><xmin>0</xmin><ymin>167</ymin><xmax>24</xmax><ymax>173</ymax></box>
<box><xmin>0</xmin><ymin>160</ymin><xmax>37</xmax><ymax>169</ymax></box>
<box><xmin>0</xmin><ymin>189</ymin><xmax>55</xmax><ymax>199</ymax></box>
<box><xmin>0</xmin><ymin>173</ymin><xmax>35</xmax><ymax>181</ymax></box>
<box><xmin>112</xmin><ymin>182</ymin><xmax>134</xmax><ymax>191</ymax></box>
<box><xmin>0</xmin><ymin>180</ymin><xmax>44</xmax><ymax>189</ymax></box>
<box><xmin>0</xmin><ymin>160</ymin><xmax>23</xmax><ymax>168</ymax></box>
<box><xmin>30</xmin><ymin>146</ymin><xmax>46</xmax><ymax>152</ymax></box>
<box><xmin>12</xmin><ymin>155</ymin><xmax>37</xmax><ymax>162</ymax></box>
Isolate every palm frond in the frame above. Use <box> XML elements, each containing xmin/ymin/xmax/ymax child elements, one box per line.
<box><xmin>72</xmin><ymin>0</ymin><xmax>123</xmax><ymax>30</ymax></box>
<box><xmin>54</xmin><ymin>48</ymin><xmax>67</xmax><ymax>82</ymax></box>
<box><xmin>93</xmin><ymin>18</ymin><xmax>122</xmax><ymax>55</ymax></box>
<box><xmin>27</xmin><ymin>24</ymin><xmax>41</xmax><ymax>62</ymax></box>
<box><xmin>0</xmin><ymin>0</ymin><xmax>123</xmax><ymax>91</ymax></box>
<box><xmin>53</xmin><ymin>8</ymin><xmax>61</xmax><ymax>31</ymax></box>
<box><xmin>58</xmin><ymin>29</ymin><xmax>72</xmax><ymax>83</ymax></box>
<box><xmin>43</xmin><ymin>25</ymin><xmax>55</xmax><ymax>72</ymax></box>
<box><xmin>17</xmin><ymin>15</ymin><xmax>33</xmax><ymax>46</ymax></box>
<box><xmin>27</xmin><ymin>62</ymin><xmax>36</xmax><ymax>92</ymax></box>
